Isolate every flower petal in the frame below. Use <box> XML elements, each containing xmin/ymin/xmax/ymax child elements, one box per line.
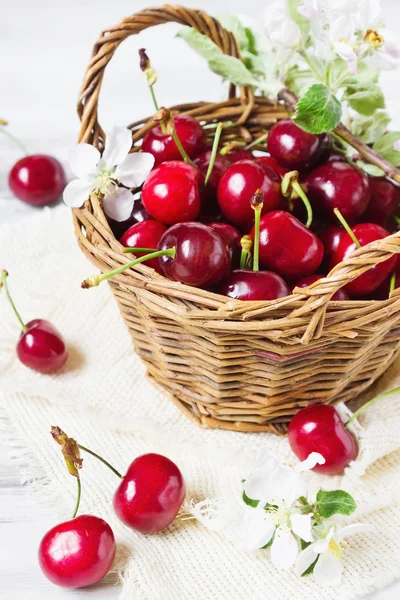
<box><xmin>63</xmin><ymin>178</ymin><xmax>95</xmax><ymax>208</ymax></box>
<box><xmin>295</xmin><ymin>542</ymin><xmax>319</xmax><ymax>576</ymax></box>
<box><xmin>103</xmin><ymin>187</ymin><xmax>136</xmax><ymax>221</ymax></box>
<box><xmin>68</xmin><ymin>144</ymin><xmax>100</xmax><ymax>178</ymax></box>
<box><xmin>102</xmin><ymin>126</ymin><xmax>133</xmax><ymax>168</ymax></box>
<box><xmin>236</xmin><ymin>508</ymin><xmax>275</xmax><ymax>551</ymax></box>
<box><xmin>335</xmin><ymin>522</ymin><xmax>374</xmax><ymax>542</ymax></box>
<box><xmin>266</xmin><ymin>465</ymin><xmax>306</xmax><ymax>507</ymax></box>
<box><xmin>270</xmin><ymin>526</ymin><xmax>299</xmax><ymax>569</ymax></box>
<box><xmin>291</xmin><ymin>513</ymin><xmax>314</xmax><ymax>543</ymax></box>
<box><xmin>115</xmin><ymin>152</ymin><xmax>155</xmax><ymax>188</ymax></box>
<box><xmin>243</xmin><ymin>455</ymin><xmax>277</xmax><ymax>503</ymax></box>
<box><xmin>296</xmin><ymin>452</ymin><xmax>325</xmax><ymax>472</ymax></box>
<box><xmin>313</xmin><ymin>550</ymin><xmax>344</xmax><ymax>586</ymax></box>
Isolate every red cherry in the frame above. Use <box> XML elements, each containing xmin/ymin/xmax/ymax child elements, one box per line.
<box><xmin>142</xmin><ymin>161</ymin><xmax>203</xmax><ymax>224</ymax></box>
<box><xmin>255</xmin><ymin>155</ymin><xmax>288</xmax><ymax>178</ymax></box>
<box><xmin>253</xmin><ymin>211</ymin><xmax>324</xmax><ymax>280</ymax></box>
<box><xmin>142</xmin><ymin>114</ymin><xmax>205</xmax><ymax>166</ymax></box>
<box><xmin>9</xmin><ymin>155</ymin><xmax>67</xmax><ymax>206</ymax></box>
<box><xmin>288</xmin><ymin>404</ymin><xmax>358</xmax><ymax>475</ymax></box>
<box><xmin>120</xmin><ymin>220</ymin><xmax>167</xmax><ymax>273</ymax></box>
<box><xmin>17</xmin><ymin>318</ymin><xmax>68</xmax><ymax>373</ymax></box>
<box><xmin>108</xmin><ymin>198</ymin><xmax>151</xmax><ymax>239</ymax></box>
<box><xmin>331</xmin><ymin>223</ymin><xmax>397</xmax><ymax>297</ymax></box>
<box><xmin>320</xmin><ymin>225</ymin><xmax>344</xmax><ymax>270</ymax></box>
<box><xmin>294</xmin><ymin>274</ymin><xmax>349</xmax><ymax>301</ymax></box>
<box><xmin>193</xmin><ymin>150</ymin><xmax>231</xmax><ymax>190</ymax></box>
<box><xmin>361</xmin><ymin>177</ymin><xmax>400</xmax><ymax>227</ymax></box>
<box><xmin>113</xmin><ymin>453</ymin><xmax>185</xmax><ymax>533</ymax></box>
<box><xmin>207</xmin><ymin>222</ymin><xmax>242</xmax><ymax>266</ymax></box>
<box><xmin>305</xmin><ymin>161</ymin><xmax>370</xmax><ymax>223</ymax></box>
<box><xmin>217</xmin><ymin>269</ymin><xmax>290</xmax><ymax>300</ymax></box>
<box><xmin>225</xmin><ymin>148</ymin><xmax>253</xmax><ymax>163</ymax></box>
<box><xmin>217</xmin><ymin>160</ymin><xmax>281</xmax><ymax>228</ymax></box>
<box><xmin>38</xmin><ymin>515</ymin><xmax>116</xmax><ymax>588</ymax></box>
<box><xmin>157</xmin><ymin>222</ymin><xmax>230</xmax><ymax>287</ymax></box>
<box><xmin>267</xmin><ymin>119</ymin><xmax>327</xmax><ymax>170</ymax></box>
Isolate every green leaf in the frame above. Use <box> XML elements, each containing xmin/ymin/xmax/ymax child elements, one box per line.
<box><xmin>176</xmin><ymin>27</ymin><xmax>223</xmax><ymax>61</ymax></box>
<box><xmin>242</xmin><ymin>51</ymin><xmax>266</xmax><ymax>76</ymax></box>
<box><xmin>315</xmin><ymin>490</ymin><xmax>357</xmax><ymax>518</ymax></box>
<box><xmin>286</xmin><ymin>0</ymin><xmax>310</xmax><ymax>34</ymax></box>
<box><xmin>356</xmin><ymin>61</ymin><xmax>380</xmax><ymax>85</ymax></box>
<box><xmin>351</xmin><ymin>111</ymin><xmax>391</xmax><ymax>145</ymax></box>
<box><xmin>355</xmin><ymin>160</ymin><xmax>385</xmax><ymax>177</ymax></box>
<box><xmin>300</xmin><ymin>539</ymin><xmax>311</xmax><ymax>550</ymax></box>
<box><xmin>346</xmin><ymin>85</ymin><xmax>385</xmax><ymax>116</ymax></box>
<box><xmin>217</xmin><ymin>14</ymin><xmax>249</xmax><ymax>50</ymax></box>
<box><xmin>242</xmin><ymin>490</ymin><xmax>259</xmax><ymax>508</ymax></box>
<box><xmin>208</xmin><ymin>55</ymin><xmax>257</xmax><ymax>86</ymax></box>
<box><xmin>261</xmin><ymin>528</ymin><xmax>276</xmax><ymax>549</ymax></box>
<box><xmin>302</xmin><ymin>557</ymin><xmax>318</xmax><ymax>576</ymax></box>
<box><xmin>245</xmin><ymin>28</ymin><xmax>258</xmax><ymax>55</ymax></box>
<box><xmin>373</xmin><ymin>131</ymin><xmax>400</xmax><ymax>166</ymax></box>
<box><xmin>294</xmin><ymin>84</ymin><xmax>342</xmax><ymax>134</ymax></box>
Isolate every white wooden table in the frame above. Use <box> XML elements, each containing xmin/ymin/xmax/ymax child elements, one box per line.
<box><xmin>1</xmin><ymin>1</ymin><xmax>400</xmax><ymax>598</ymax></box>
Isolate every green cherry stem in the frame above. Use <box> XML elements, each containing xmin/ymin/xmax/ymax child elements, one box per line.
<box><xmin>250</xmin><ymin>189</ymin><xmax>263</xmax><ymax>272</ymax></box>
<box><xmin>390</xmin><ymin>272</ymin><xmax>396</xmax><ymax>293</ymax></box>
<box><xmin>245</xmin><ymin>131</ymin><xmax>269</xmax><ymax>151</ymax></box>
<box><xmin>139</xmin><ymin>49</ymin><xmax>166</xmax><ymax>133</ymax></box>
<box><xmin>154</xmin><ymin>107</ymin><xmax>195</xmax><ymax>166</ymax></box>
<box><xmin>205</xmin><ymin>122</ymin><xmax>224</xmax><ymax>186</ymax></box>
<box><xmin>334</xmin><ymin>208</ymin><xmax>361</xmax><ymax>248</ymax></box>
<box><xmin>281</xmin><ymin>171</ymin><xmax>313</xmax><ymax>228</ymax></box>
<box><xmin>292</xmin><ymin>181</ymin><xmax>313</xmax><ymax>228</ymax></box>
<box><xmin>78</xmin><ymin>444</ymin><xmax>122</xmax><ymax>479</ymax></box>
<box><xmin>220</xmin><ymin>141</ymin><xmax>246</xmax><ymax>156</ymax></box>
<box><xmin>72</xmin><ymin>476</ymin><xmax>82</xmax><ymax>519</ymax></box>
<box><xmin>171</xmin><ymin>130</ymin><xmax>195</xmax><ymax>166</ymax></box>
<box><xmin>345</xmin><ymin>386</ymin><xmax>400</xmax><ymax>428</ymax></box>
<box><xmin>81</xmin><ymin>248</ymin><xmax>176</xmax><ymax>288</ymax></box>
<box><xmin>240</xmin><ymin>235</ymin><xmax>253</xmax><ymax>269</ymax></box>
<box><xmin>0</xmin><ymin>270</ymin><xmax>28</xmax><ymax>332</ymax></box>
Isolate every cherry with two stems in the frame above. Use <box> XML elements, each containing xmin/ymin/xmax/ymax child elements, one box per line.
<box><xmin>0</xmin><ymin>270</ymin><xmax>68</xmax><ymax>373</ymax></box>
<box><xmin>288</xmin><ymin>386</ymin><xmax>400</xmax><ymax>475</ymax></box>
<box><xmin>38</xmin><ymin>427</ymin><xmax>116</xmax><ymax>588</ymax></box>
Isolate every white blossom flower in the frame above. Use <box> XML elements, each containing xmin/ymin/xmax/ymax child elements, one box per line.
<box><xmin>295</xmin><ymin>521</ymin><xmax>373</xmax><ymax>585</ymax></box>
<box><xmin>63</xmin><ymin>126</ymin><xmax>155</xmax><ymax>221</ymax></box>
<box><xmin>236</xmin><ymin>452</ymin><xmax>325</xmax><ymax>569</ymax></box>
<box><xmin>264</xmin><ymin>2</ymin><xmax>301</xmax><ymax>49</ymax></box>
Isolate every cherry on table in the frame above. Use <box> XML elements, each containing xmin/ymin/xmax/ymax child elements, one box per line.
<box><xmin>294</xmin><ymin>274</ymin><xmax>350</xmax><ymax>301</ymax></box>
<box><xmin>361</xmin><ymin>177</ymin><xmax>400</xmax><ymax>227</ymax></box>
<box><xmin>217</xmin><ymin>269</ymin><xmax>290</xmax><ymax>301</ymax></box>
<box><xmin>267</xmin><ymin>118</ymin><xmax>328</xmax><ymax>171</ymax></box>
<box><xmin>288</xmin><ymin>404</ymin><xmax>358</xmax><ymax>475</ymax></box>
<box><xmin>9</xmin><ymin>154</ymin><xmax>67</xmax><ymax>206</ymax></box>
<box><xmin>142</xmin><ymin>114</ymin><xmax>205</xmax><ymax>166</ymax></box>
<box><xmin>120</xmin><ymin>219</ymin><xmax>167</xmax><ymax>273</ymax></box>
<box><xmin>38</xmin><ymin>515</ymin><xmax>116</xmax><ymax>588</ymax></box>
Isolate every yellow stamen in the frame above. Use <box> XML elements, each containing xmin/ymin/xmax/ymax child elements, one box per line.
<box><xmin>364</xmin><ymin>29</ymin><xmax>384</xmax><ymax>48</ymax></box>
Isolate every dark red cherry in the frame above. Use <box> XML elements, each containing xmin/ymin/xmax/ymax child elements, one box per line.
<box><xmin>217</xmin><ymin>160</ymin><xmax>281</xmax><ymax>228</ymax></box>
<box><xmin>113</xmin><ymin>453</ymin><xmax>185</xmax><ymax>533</ymax></box>
<box><xmin>194</xmin><ymin>150</ymin><xmax>231</xmax><ymax>190</ymax></box>
<box><xmin>305</xmin><ymin>161</ymin><xmax>370</xmax><ymax>223</ymax></box>
<box><xmin>108</xmin><ymin>198</ymin><xmax>151</xmax><ymax>239</ymax></box>
<box><xmin>255</xmin><ymin>155</ymin><xmax>288</xmax><ymax>178</ymax></box>
<box><xmin>142</xmin><ymin>161</ymin><xmax>203</xmax><ymax>224</ymax></box>
<box><xmin>288</xmin><ymin>404</ymin><xmax>358</xmax><ymax>475</ymax></box>
<box><xmin>120</xmin><ymin>220</ymin><xmax>167</xmax><ymax>273</ymax></box>
<box><xmin>17</xmin><ymin>319</ymin><xmax>68</xmax><ymax>373</ymax></box>
<box><xmin>217</xmin><ymin>269</ymin><xmax>290</xmax><ymax>301</ymax></box>
<box><xmin>331</xmin><ymin>223</ymin><xmax>397</xmax><ymax>297</ymax></box>
<box><xmin>294</xmin><ymin>274</ymin><xmax>349</xmax><ymax>300</ymax></box>
<box><xmin>252</xmin><ymin>211</ymin><xmax>324</xmax><ymax>281</ymax></box>
<box><xmin>225</xmin><ymin>149</ymin><xmax>253</xmax><ymax>162</ymax></box>
<box><xmin>207</xmin><ymin>222</ymin><xmax>242</xmax><ymax>267</ymax></box>
<box><xmin>38</xmin><ymin>515</ymin><xmax>116</xmax><ymax>588</ymax></box>
<box><xmin>361</xmin><ymin>177</ymin><xmax>400</xmax><ymax>227</ymax></box>
<box><xmin>157</xmin><ymin>222</ymin><xmax>230</xmax><ymax>287</ymax></box>
<box><xmin>9</xmin><ymin>154</ymin><xmax>67</xmax><ymax>206</ymax></box>
<box><xmin>142</xmin><ymin>114</ymin><xmax>205</xmax><ymax>166</ymax></box>
<box><xmin>267</xmin><ymin>119</ymin><xmax>327</xmax><ymax>171</ymax></box>
<box><xmin>366</xmin><ymin>263</ymin><xmax>400</xmax><ymax>299</ymax></box>
<box><xmin>320</xmin><ymin>225</ymin><xmax>344</xmax><ymax>270</ymax></box>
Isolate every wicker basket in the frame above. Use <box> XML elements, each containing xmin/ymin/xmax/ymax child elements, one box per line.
<box><xmin>72</xmin><ymin>5</ymin><xmax>400</xmax><ymax>435</ymax></box>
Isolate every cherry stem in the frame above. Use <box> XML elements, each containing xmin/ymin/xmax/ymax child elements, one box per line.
<box><xmin>0</xmin><ymin>270</ymin><xmax>27</xmax><ymax>332</ymax></box>
<box><xmin>78</xmin><ymin>444</ymin><xmax>122</xmax><ymax>479</ymax></box>
<box><xmin>250</xmin><ymin>190</ymin><xmax>264</xmax><ymax>272</ymax></box>
<box><xmin>292</xmin><ymin>181</ymin><xmax>313</xmax><ymax>228</ymax></box>
<box><xmin>245</xmin><ymin>131</ymin><xmax>269</xmax><ymax>151</ymax></box>
<box><xmin>390</xmin><ymin>272</ymin><xmax>396</xmax><ymax>293</ymax></box>
<box><xmin>240</xmin><ymin>235</ymin><xmax>252</xmax><ymax>269</ymax></box>
<box><xmin>122</xmin><ymin>247</ymin><xmax>157</xmax><ymax>253</ymax></box>
<box><xmin>171</xmin><ymin>130</ymin><xmax>195</xmax><ymax>166</ymax></box>
<box><xmin>333</xmin><ymin>208</ymin><xmax>361</xmax><ymax>249</ymax></box>
<box><xmin>205</xmin><ymin>122</ymin><xmax>224</xmax><ymax>186</ymax></box>
<box><xmin>81</xmin><ymin>248</ymin><xmax>176</xmax><ymax>288</ymax></box>
<box><xmin>220</xmin><ymin>141</ymin><xmax>246</xmax><ymax>155</ymax></box>
<box><xmin>281</xmin><ymin>171</ymin><xmax>313</xmax><ymax>228</ymax></box>
<box><xmin>345</xmin><ymin>386</ymin><xmax>400</xmax><ymax>428</ymax></box>
<box><xmin>72</xmin><ymin>476</ymin><xmax>82</xmax><ymax>519</ymax></box>
<box><xmin>0</xmin><ymin>125</ymin><xmax>28</xmax><ymax>156</ymax></box>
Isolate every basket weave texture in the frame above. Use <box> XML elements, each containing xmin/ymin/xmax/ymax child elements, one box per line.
<box><xmin>73</xmin><ymin>5</ymin><xmax>400</xmax><ymax>434</ymax></box>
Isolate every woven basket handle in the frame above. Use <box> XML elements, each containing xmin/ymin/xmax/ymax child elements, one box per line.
<box><xmin>77</xmin><ymin>4</ymin><xmax>253</xmax><ymax>145</ymax></box>
<box><xmin>289</xmin><ymin>231</ymin><xmax>400</xmax><ymax>343</ymax></box>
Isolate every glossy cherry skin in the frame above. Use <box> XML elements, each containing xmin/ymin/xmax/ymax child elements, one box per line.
<box><xmin>226</xmin><ymin>149</ymin><xmax>253</xmax><ymax>163</ymax></box>
<box><xmin>194</xmin><ymin>150</ymin><xmax>231</xmax><ymax>216</ymax></box>
<box><xmin>113</xmin><ymin>453</ymin><xmax>185</xmax><ymax>534</ymax></box>
<box><xmin>288</xmin><ymin>404</ymin><xmax>358</xmax><ymax>475</ymax></box>
<box><xmin>38</xmin><ymin>515</ymin><xmax>116</xmax><ymax>588</ymax></box>
<box><xmin>217</xmin><ymin>269</ymin><xmax>290</xmax><ymax>301</ymax></box>
<box><xmin>207</xmin><ymin>222</ymin><xmax>242</xmax><ymax>267</ymax></box>
<box><xmin>361</xmin><ymin>177</ymin><xmax>400</xmax><ymax>227</ymax></box>
<box><xmin>17</xmin><ymin>319</ymin><xmax>68</xmax><ymax>373</ymax></box>
<box><xmin>331</xmin><ymin>223</ymin><xmax>397</xmax><ymax>297</ymax></box>
<box><xmin>320</xmin><ymin>225</ymin><xmax>344</xmax><ymax>270</ymax></box>
<box><xmin>217</xmin><ymin>160</ymin><xmax>281</xmax><ymax>228</ymax></box>
<box><xmin>294</xmin><ymin>274</ymin><xmax>349</xmax><ymax>301</ymax></box>
<box><xmin>120</xmin><ymin>220</ymin><xmax>167</xmax><ymax>273</ymax></box>
<box><xmin>267</xmin><ymin>119</ymin><xmax>326</xmax><ymax>171</ymax></box>
<box><xmin>9</xmin><ymin>155</ymin><xmax>67</xmax><ymax>206</ymax></box>
<box><xmin>108</xmin><ymin>199</ymin><xmax>151</xmax><ymax>239</ymax></box>
<box><xmin>142</xmin><ymin>114</ymin><xmax>205</xmax><ymax>166</ymax></box>
<box><xmin>255</xmin><ymin>155</ymin><xmax>288</xmax><ymax>178</ymax></box>
<box><xmin>157</xmin><ymin>222</ymin><xmax>230</xmax><ymax>287</ymax></box>
<box><xmin>142</xmin><ymin>161</ymin><xmax>203</xmax><ymax>225</ymax></box>
<box><xmin>305</xmin><ymin>161</ymin><xmax>370</xmax><ymax>223</ymax></box>
<box><xmin>253</xmin><ymin>211</ymin><xmax>324</xmax><ymax>281</ymax></box>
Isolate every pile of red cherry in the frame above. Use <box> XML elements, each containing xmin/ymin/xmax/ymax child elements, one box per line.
<box><xmin>99</xmin><ymin>113</ymin><xmax>400</xmax><ymax>301</ymax></box>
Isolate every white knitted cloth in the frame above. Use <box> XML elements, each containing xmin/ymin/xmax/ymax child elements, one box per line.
<box><xmin>2</xmin><ymin>205</ymin><xmax>400</xmax><ymax>600</ymax></box>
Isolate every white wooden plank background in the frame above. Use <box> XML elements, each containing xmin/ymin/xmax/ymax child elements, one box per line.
<box><xmin>1</xmin><ymin>1</ymin><xmax>400</xmax><ymax>598</ymax></box>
